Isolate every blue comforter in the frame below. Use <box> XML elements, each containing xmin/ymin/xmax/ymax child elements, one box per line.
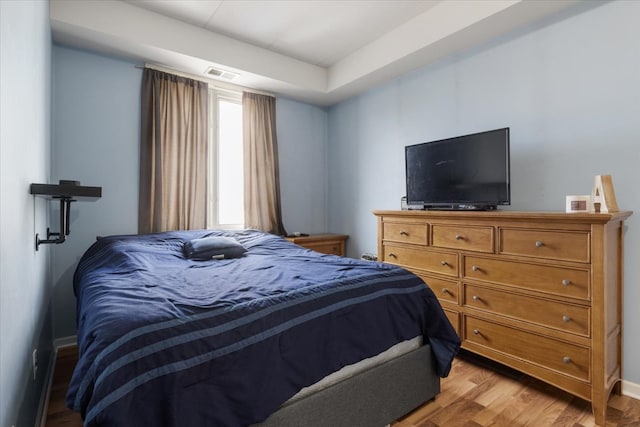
<box><xmin>67</xmin><ymin>229</ymin><xmax>459</xmax><ymax>427</ymax></box>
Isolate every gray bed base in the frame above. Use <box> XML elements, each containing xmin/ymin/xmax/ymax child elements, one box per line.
<box><xmin>253</xmin><ymin>344</ymin><xmax>440</xmax><ymax>427</ymax></box>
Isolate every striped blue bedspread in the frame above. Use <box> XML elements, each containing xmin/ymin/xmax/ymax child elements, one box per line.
<box><xmin>66</xmin><ymin>229</ymin><xmax>459</xmax><ymax>427</ymax></box>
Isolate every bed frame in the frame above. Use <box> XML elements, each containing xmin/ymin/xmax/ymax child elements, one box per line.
<box><xmin>254</xmin><ymin>344</ymin><xmax>439</xmax><ymax>427</ymax></box>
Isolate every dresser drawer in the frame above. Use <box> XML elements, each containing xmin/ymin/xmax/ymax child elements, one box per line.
<box><xmin>464</xmin><ymin>316</ymin><xmax>590</xmax><ymax>381</ymax></box>
<box><xmin>383</xmin><ymin>245</ymin><xmax>458</xmax><ymax>277</ymax></box>
<box><xmin>464</xmin><ymin>256</ymin><xmax>590</xmax><ymax>300</ymax></box>
<box><xmin>499</xmin><ymin>228</ymin><xmax>590</xmax><ymax>263</ymax></box>
<box><xmin>463</xmin><ymin>283</ymin><xmax>590</xmax><ymax>336</ymax></box>
<box><xmin>417</xmin><ymin>274</ymin><xmax>459</xmax><ymax>305</ymax></box>
<box><xmin>432</xmin><ymin>224</ymin><xmax>494</xmax><ymax>253</ymax></box>
<box><xmin>443</xmin><ymin>308</ymin><xmax>459</xmax><ymax>336</ymax></box>
<box><xmin>383</xmin><ymin>222</ymin><xmax>427</xmax><ymax>245</ymax></box>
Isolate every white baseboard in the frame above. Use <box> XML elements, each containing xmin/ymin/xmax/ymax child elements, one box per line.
<box><xmin>623</xmin><ymin>379</ymin><xmax>640</xmax><ymax>400</ymax></box>
<box><xmin>37</xmin><ymin>353</ymin><xmax>56</xmax><ymax>427</ymax></box>
<box><xmin>38</xmin><ymin>336</ymin><xmax>78</xmax><ymax>427</ymax></box>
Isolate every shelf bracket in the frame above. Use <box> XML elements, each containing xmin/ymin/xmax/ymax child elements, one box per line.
<box><xmin>30</xmin><ymin>180</ymin><xmax>102</xmax><ymax>251</ymax></box>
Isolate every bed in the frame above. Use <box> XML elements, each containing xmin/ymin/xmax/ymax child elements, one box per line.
<box><xmin>66</xmin><ymin>229</ymin><xmax>460</xmax><ymax>427</ymax></box>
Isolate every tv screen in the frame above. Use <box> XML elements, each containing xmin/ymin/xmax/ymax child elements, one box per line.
<box><xmin>405</xmin><ymin>128</ymin><xmax>510</xmax><ymax>210</ymax></box>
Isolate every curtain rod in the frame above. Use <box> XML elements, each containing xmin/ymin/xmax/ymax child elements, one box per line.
<box><xmin>134</xmin><ymin>63</ymin><xmax>274</xmax><ymax>97</ymax></box>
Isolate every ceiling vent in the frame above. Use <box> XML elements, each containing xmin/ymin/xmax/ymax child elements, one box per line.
<box><xmin>205</xmin><ymin>66</ymin><xmax>239</xmax><ymax>80</ymax></box>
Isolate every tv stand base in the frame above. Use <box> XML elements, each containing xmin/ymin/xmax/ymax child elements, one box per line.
<box><xmin>423</xmin><ymin>204</ymin><xmax>497</xmax><ymax>211</ymax></box>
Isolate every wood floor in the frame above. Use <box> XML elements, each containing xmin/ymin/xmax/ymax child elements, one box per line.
<box><xmin>393</xmin><ymin>352</ymin><xmax>640</xmax><ymax>427</ymax></box>
<box><xmin>45</xmin><ymin>348</ymin><xmax>640</xmax><ymax>427</ymax></box>
<box><xmin>45</xmin><ymin>346</ymin><xmax>82</xmax><ymax>427</ymax></box>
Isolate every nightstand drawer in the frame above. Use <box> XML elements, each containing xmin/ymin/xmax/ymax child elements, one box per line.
<box><xmin>383</xmin><ymin>222</ymin><xmax>427</xmax><ymax>245</ymax></box>
<box><xmin>464</xmin><ymin>316</ymin><xmax>590</xmax><ymax>381</ymax></box>
<box><xmin>499</xmin><ymin>228</ymin><xmax>590</xmax><ymax>263</ymax></box>
<box><xmin>285</xmin><ymin>234</ymin><xmax>348</xmax><ymax>256</ymax></box>
<box><xmin>303</xmin><ymin>242</ymin><xmax>343</xmax><ymax>256</ymax></box>
<box><xmin>383</xmin><ymin>245</ymin><xmax>458</xmax><ymax>277</ymax></box>
<box><xmin>463</xmin><ymin>283</ymin><xmax>590</xmax><ymax>336</ymax></box>
<box><xmin>431</xmin><ymin>224</ymin><xmax>494</xmax><ymax>253</ymax></box>
<box><xmin>464</xmin><ymin>256</ymin><xmax>590</xmax><ymax>300</ymax></box>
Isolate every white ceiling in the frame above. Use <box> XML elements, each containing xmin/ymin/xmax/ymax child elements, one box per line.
<box><xmin>124</xmin><ymin>0</ymin><xmax>440</xmax><ymax>68</ymax></box>
<box><xmin>50</xmin><ymin>0</ymin><xmax>589</xmax><ymax>106</ymax></box>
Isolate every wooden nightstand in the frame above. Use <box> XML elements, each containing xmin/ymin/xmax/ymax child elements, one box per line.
<box><xmin>285</xmin><ymin>233</ymin><xmax>348</xmax><ymax>256</ymax></box>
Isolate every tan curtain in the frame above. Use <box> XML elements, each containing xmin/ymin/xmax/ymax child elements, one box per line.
<box><xmin>242</xmin><ymin>92</ymin><xmax>287</xmax><ymax>236</ymax></box>
<box><xmin>139</xmin><ymin>69</ymin><xmax>208</xmax><ymax>233</ymax></box>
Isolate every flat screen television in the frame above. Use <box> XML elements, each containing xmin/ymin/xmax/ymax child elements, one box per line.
<box><xmin>405</xmin><ymin>128</ymin><xmax>510</xmax><ymax>210</ymax></box>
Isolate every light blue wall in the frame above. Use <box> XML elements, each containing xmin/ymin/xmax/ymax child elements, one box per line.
<box><xmin>277</xmin><ymin>98</ymin><xmax>329</xmax><ymax>234</ymax></box>
<box><xmin>51</xmin><ymin>47</ymin><xmax>329</xmax><ymax>338</ymax></box>
<box><xmin>0</xmin><ymin>1</ymin><xmax>53</xmax><ymax>426</ymax></box>
<box><xmin>328</xmin><ymin>1</ymin><xmax>640</xmax><ymax>384</ymax></box>
<box><xmin>51</xmin><ymin>46</ymin><xmax>142</xmax><ymax>338</ymax></box>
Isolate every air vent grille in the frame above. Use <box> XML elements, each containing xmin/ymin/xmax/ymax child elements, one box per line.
<box><xmin>205</xmin><ymin>67</ymin><xmax>239</xmax><ymax>80</ymax></box>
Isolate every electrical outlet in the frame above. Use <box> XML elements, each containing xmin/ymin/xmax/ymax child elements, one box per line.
<box><xmin>32</xmin><ymin>348</ymin><xmax>38</xmax><ymax>380</ymax></box>
<box><xmin>361</xmin><ymin>252</ymin><xmax>377</xmax><ymax>261</ymax></box>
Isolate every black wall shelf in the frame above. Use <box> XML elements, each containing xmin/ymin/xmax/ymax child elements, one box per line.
<box><xmin>30</xmin><ymin>180</ymin><xmax>102</xmax><ymax>198</ymax></box>
<box><xmin>30</xmin><ymin>180</ymin><xmax>102</xmax><ymax>250</ymax></box>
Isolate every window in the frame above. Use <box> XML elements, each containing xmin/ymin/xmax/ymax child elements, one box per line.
<box><xmin>207</xmin><ymin>88</ymin><xmax>244</xmax><ymax>229</ymax></box>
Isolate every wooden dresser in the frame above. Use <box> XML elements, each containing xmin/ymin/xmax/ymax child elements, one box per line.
<box><xmin>285</xmin><ymin>233</ymin><xmax>348</xmax><ymax>256</ymax></box>
<box><xmin>373</xmin><ymin>210</ymin><xmax>632</xmax><ymax>425</ymax></box>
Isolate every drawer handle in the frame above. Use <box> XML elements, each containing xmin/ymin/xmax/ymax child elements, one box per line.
<box><xmin>472</xmin><ymin>265</ymin><xmax>480</xmax><ymax>272</ymax></box>
<box><xmin>441</xmin><ymin>260</ymin><xmax>448</xmax><ymax>266</ymax></box>
<box><xmin>455</xmin><ymin>234</ymin><xmax>463</xmax><ymax>241</ymax></box>
<box><xmin>562</xmin><ymin>315</ymin><xmax>571</xmax><ymax>323</ymax></box>
<box><xmin>535</xmin><ymin>241</ymin><xmax>544</xmax><ymax>248</ymax></box>
<box><xmin>442</xmin><ymin>288</ymin><xmax>449</xmax><ymax>295</ymax></box>
<box><xmin>562</xmin><ymin>279</ymin><xmax>571</xmax><ymax>286</ymax></box>
<box><xmin>400</xmin><ymin>231</ymin><xmax>408</xmax><ymax>236</ymax></box>
<box><xmin>388</xmin><ymin>253</ymin><xmax>397</xmax><ymax>259</ymax></box>
<box><xmin>472</xmin><ymin>329</ymin><xmax>480</xmax><ymax>336</ymax></box>
<box><xmin>472</xmin><ymin>295</ymin><xmax>480</xmax><ymax>302</ymax></box>
<box><xmin>563</xmin><ymin>356</ymin><xmax>571</xmax><ymax>364</ymax></box>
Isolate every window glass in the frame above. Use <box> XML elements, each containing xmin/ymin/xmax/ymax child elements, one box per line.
<box><xmin>208</xmin><ymin>89</ymin><xmax>244</xmax><ymax>229</ymax></box>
